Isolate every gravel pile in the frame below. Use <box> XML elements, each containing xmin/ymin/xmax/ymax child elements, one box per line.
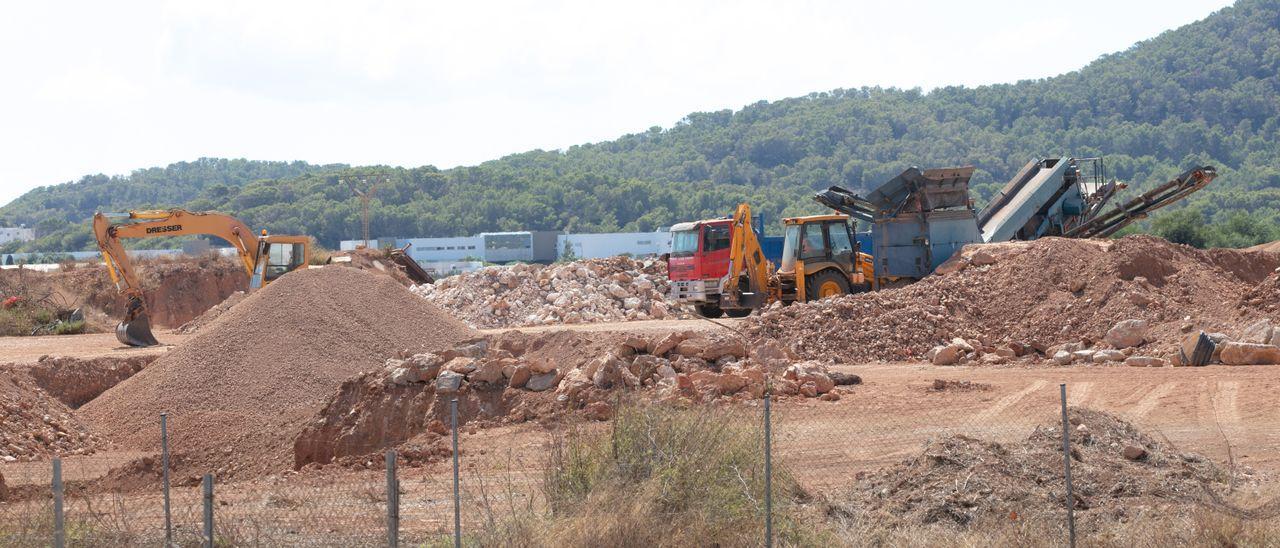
<box><xmin>80</xmin><ymin>266</ymin><xmax>477</xmax><ymax>478</ymax></box>
<box><xmin>0</xmin><ymin>375</ymin><xmax>104</xmax><ymax>461</ymax></box>
<box><xmin>747</xmin><ymin>235</ymin><xmax>1280</xmax><ymax>363</ymax></box>
<box><xmin>837</xmin><ymin>408</ymin><xmax>1240</xmax><ymax>531</ymax></box>
<box><xmin>412</xmin><ymin>257</ymin><xmax>686</xmax><ymax>328</ymax></box>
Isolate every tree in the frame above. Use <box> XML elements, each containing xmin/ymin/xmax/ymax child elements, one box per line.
<box><xmin>1152</xmin><ymin>208</ymin><xmax>1209</xmax><ymax>248</ymax></box>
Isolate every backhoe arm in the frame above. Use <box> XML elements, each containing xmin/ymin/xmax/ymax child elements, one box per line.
<box><xmin>720</xmin><ymin>203</ymin><xmax>777</xmax><ymax>309</ymax></box>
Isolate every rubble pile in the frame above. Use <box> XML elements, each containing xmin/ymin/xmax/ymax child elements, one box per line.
<box><xmin>297</xmin><ymin>329</ymin><xmax>856</xmax><ymax>466</ymax></box>
<box><xmin>412</xmin><ymin>257</ymin><xmax>686</xmax><ymax>328</ymax></box>
<box><xmin>0</xmin><ymin>375</ymin><xmax>104</xmax><ymax>461</ymax></box>
<box><xmin>838</xmin><ymin>408</ymin><xmax>1243</xmax><ymax>531</ymax></box>
<box><xmin>748</xmin><ymin>236</ymin><xmax>1280</xmax><ymax>364</ymax></box>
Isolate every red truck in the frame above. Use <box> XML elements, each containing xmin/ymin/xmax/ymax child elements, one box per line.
<box><xmin>667</xmin><ymin>218</ymin><xmax>742</xmax><ymax>318</ymax></box>
<box><xmin>669</xmin><ymin>217</ymin><xmax>795</xmax><ymax>317</ymax></box>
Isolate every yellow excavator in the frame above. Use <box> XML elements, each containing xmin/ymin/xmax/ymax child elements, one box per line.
<box><xmin>719</xmin><ymin>203</ymin><xmax>873</xmax><ymax>313</ymax></box>
<box><xmin>93</xmin><ymin>209</ymin><xmax>310</xmax><ymax>347</ymax></box>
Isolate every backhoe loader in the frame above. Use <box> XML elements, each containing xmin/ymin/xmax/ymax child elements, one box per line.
<box><xmin>93</xmin><ymin>209</ymin><xmax>310</xmax><ymax>347</ymax></box>
<box><xmin>718</xmin><ymin>203</ymin><xmax>873</xmax><ymax>314</ymax></box>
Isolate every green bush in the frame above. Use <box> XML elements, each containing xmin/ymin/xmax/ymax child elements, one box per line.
<box><xmin>53</xmin><ymin>320</ymin><xmax>86</xmax><ymax>335</ymax></box>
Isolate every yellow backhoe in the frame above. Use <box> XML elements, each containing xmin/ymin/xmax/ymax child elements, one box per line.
<box><xmin>719</xmin><ymin>203</ymin><xmax>873</xmax><ymax>314</ymax></box>
<box><xmin>93</xmin><ymin>209</ymin><xmax>310</xmax><ymax>347</ymax></box>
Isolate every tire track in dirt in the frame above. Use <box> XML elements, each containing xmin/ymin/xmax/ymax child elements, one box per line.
<box><xmin>1126</xmin><ymin>381</ymin><xmax>1177</xmax><ymax>420</ymax></box>
<box><xmin>974</xmin><ymin>379</ymin><xmax>1048</xmax><ymax>423</ymax></box>
<box><xmin>1214</xmin><ymin>380</ymin><xmax>1241</xmax><ymax>427</ymax></box>
<box><xmin>1067</xmin><ymin>381</ymin><xmax>1093</xmax><ymax>407</ymax></box>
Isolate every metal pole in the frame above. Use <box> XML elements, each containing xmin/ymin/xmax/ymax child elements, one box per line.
<box><xmin>386</xmin><ymin>450</ymin><xmax>399</xmax><ymax>548</ymax></box>
<box><xmin>1059</xmin><ymin>384</ymin><xmax>1077</xmax><ymax>548</ymax></box>
<box><xmin>452</xmin><ymin>398</ymin><xmax>461</xmax><ymax>548</ymax></box>
<box><xmin>202</xmin><ymin>474</ymin><xmax>214</xmax><ymax>548</ymax></box>
<box><xmin>52</xmin><ymin>458</ymin><xmax>65</xmax><ymax>548</ymax></box>
<box><xmin>161</xmin><ymin>413</ymin><xmax>172</xmax><ymax>546</ymax></box>
<box><xmin>764</xmin><ymin>395</ymin><xmax>773</xmax><ymax>548</ymax></box>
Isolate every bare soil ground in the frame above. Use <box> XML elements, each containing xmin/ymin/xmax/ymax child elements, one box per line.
<box><xmin>0</xmin><ymin>332</ymin><xmax>188</xmax><ymax>365</ymax></box>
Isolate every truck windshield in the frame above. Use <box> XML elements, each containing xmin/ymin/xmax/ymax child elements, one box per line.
<box><xmin>779</xmin><ymin>224</ymin><xmax>800</xmax><ymax>273</ymax></box>
<box><xmin>670</xmin><ymin>230</ymin><xmax>698</xmax><ymax>258</ymax></box>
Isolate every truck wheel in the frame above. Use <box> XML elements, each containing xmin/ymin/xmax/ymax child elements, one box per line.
<box><xmin>695</xmin><ymin>303</ymin><xmax>724</xmax><ymax>318</ymax></box>
<box><xmin>806</xmin><ymin>270</ymin><xmax>850</xmax><ymax>301</ymax></box>
<box><xmin>725</xmin><ymin>308</ymin><xmax>752</xmax><ymax>318</ymax></box>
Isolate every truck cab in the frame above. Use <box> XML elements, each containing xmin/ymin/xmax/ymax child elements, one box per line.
<box><xmin>667</xmin><ymin>219</ymin><xmax>739</xmax><ymax>317</ymax></box>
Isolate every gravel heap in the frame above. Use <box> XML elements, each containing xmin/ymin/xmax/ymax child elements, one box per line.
<box><xmin>747</xmin><ymin>235</ymin><xmax>1280</xmax><ymax>363</ymax></box>
<box><xmin>837</xmin><ymin>408</ymin><xmax>1240</xmax><ymax>532</ymax></box>
<box><xmin>412</xmin><ymin>257</ymin><xmax>685</xmax><ymax>328</ymax></box>
<box><xmin>80</xmin><ymin>266</ymin><xmax>477</xmax><ymax>478</ymax></box>
<box><xmin>175</xmin><ymin>291</ymin><xmax>246</xmax><ymax>334</ymax></box>
<box><xmin>0</xmin><ymin>375</ymin><xmax>104</xmax><ymax>461</ymax></box>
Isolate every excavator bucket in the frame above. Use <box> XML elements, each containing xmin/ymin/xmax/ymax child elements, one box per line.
<box><xmin>116</xmin><ymin>296</ymin><xmax>160</xmax><ymax>347</ymax></box>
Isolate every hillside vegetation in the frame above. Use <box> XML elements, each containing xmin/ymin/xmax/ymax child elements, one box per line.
<box><xmin>2</xmin><ymin>0</ymin><xmax>1278</xmax><ymax>252</ymax></box>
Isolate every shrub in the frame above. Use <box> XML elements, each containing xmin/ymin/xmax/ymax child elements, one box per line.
<box><xmin>479</xmin><ymin>402</ymin><xmax>829</xmax><ymax>547</ymax></box>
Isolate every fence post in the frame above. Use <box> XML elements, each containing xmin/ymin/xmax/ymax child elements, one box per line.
<box><xmin>386</xmin><ymin>450</ymin><xmax>399</xmax><ymax>548</ymax></box>
<box><xmin>52</xmin><ymin>458</ymin><xmax>65</xmax><ymax>548</ymax></box>
<box><xmin>1059</xmin><ymin>384</ymin><xmax>1077</xmax><ymax>548</ymax></box>
<box><xmin>452</xmin><ymin>398</ymin><xmax>461</xmax><ymax>548</ymax></box>
<box><xmin>764</xmin><ymin>394</ymin><xmax>773</xmax><ymax>548</ymax></box>
<box><xmin>202</xmin><ymin>474</ymin><xmax>214</xmax><ymax>548</ymax></box>
<box><xmin>161</xmin><ymin>413</ymin><xmax>172</xmax><ymax>546</ymax></box>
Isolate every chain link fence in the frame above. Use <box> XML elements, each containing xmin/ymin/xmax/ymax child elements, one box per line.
<box><xmin>3</xmin><ymin>377</ymin><xmax>1279</xmax><ymax>546</ymax></box>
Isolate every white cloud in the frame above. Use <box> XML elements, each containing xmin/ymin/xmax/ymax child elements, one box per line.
<box><xmin>0</xmin><ymin>0</ymin><xmax>1232</xmax><ymax>206</ymax></box>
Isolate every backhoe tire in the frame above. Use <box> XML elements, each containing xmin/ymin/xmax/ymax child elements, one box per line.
<box><xmin>725</xmin><ymin>308</ymin><xmax>752</xmax><ymax>318</ymax></box>
<box><xmin>696</xmin><ymin>302</ymin><xmax>724</xmax><ymax>318</ymax></box>
<box><xmin>806</xmin><ymin>269</ymin><xmax>851</xmax><ymax>301</ymax></box>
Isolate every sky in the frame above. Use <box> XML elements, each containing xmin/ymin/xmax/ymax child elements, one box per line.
<box><xmin>0</xmin><ymin>0</ymin><xmax>1233</xmax><ymax>206</ymax></box>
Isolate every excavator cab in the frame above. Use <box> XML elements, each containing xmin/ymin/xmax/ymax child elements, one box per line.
<box><xmin>252</xmin><ymin>237</ymin><xmax>309</xmax><ymax>288</ymax></box>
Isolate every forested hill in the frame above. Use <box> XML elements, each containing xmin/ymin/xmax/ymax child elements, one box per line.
<box><xmin>3</xmin><ymin>0</ymin><xmax>1278</xmax><ymax>253</ymax></box>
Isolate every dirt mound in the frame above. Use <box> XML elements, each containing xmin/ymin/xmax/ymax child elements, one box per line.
<box><xmin>1238</xmin><ymin>269</ymin><xmax>1280</xmax><ymax>316</ymax></box>
<box><xmin>837</xmin><ymin>408</ymin><xmax>1240</xmax><ymax>531</ymax></box>
<box><xmin>293</xmin><ymin>329</ymin><xmax>625</xmax><ymax>467</ymax></box>
<box><xmin>295</xmin><ymin>328</ymin><xmax>845</xmax><ymax>468</ymax></box>
<box><xmin>0</xmin><ymin>375</ymin><xmax>105</xmax><ymax>461</ymax></box>
<box><xmin>79</xmin><ymin>266</ymin><xmax>477</xmax><ymax>478</ymax></box>
<box><xmin>40</xmin><ymin>254</ymin><xmax>247</xmax><ymax>328</ymax></box>
<box><xmin>748</xmin><ymin>236</ymin><xmax>1280</xmax><ymax>362</ymax></box>
<box><xmin>1248</xmin><ymin>240</ymin><xmax>1280</xmax><ymax>254</ymax></box>
<box><xmin>413</xmin><ymin>257</ymin><xmax>688</xmax><ymax>328</ymax></box>
<box><xmin>175</xmin><ymin>290</ymin><xmax>246</xmax><ymax>334</ymax></box>
<box><xmin>15</xmin><ymin>355</ymin><xmax>154</xmax><ymax>408</ymax></box>
<box><xmin>330</xmin><ymin>248</ymin><xmax>415</xmax><ymax>286</ymax></box>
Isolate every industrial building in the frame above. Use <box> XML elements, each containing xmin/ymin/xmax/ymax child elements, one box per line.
<box><xmin>340</xmin><ymin>229</ymin><xmax>672</xmax><ymax>266</ymax></box>
<box><xmin>0</xmin><ymin>226</ymin><xmax>35</xmax><ymax>245</ymax></box>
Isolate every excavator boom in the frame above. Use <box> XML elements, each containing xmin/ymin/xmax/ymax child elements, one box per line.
<box><xmin>93</xmin><ymin>209</ymin><xmax>309</xmax><ymax>347</ymax></box>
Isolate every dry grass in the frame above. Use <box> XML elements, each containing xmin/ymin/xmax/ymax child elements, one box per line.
<box><xmin>471</xmin><ymin>402</ymin><xmax>834</xmax><ymax>547</ymax></box>
<box><xmin>827</xmin><ymin>506</ymin><xmax>1280</xmax><ymax>547</ymax></box>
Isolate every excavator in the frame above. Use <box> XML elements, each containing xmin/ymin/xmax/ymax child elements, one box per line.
<box><xmin>718</xmin><ymin>203</ymin><xmax>874</xmax><ymax>313</ymax></box>
<box><xmin>93</xmin><ymin>209</ymin><xmax>310</xmax><ymax>347</ymax></box>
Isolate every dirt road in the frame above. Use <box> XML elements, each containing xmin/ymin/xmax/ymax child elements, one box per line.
<box><xmin>777</xmin><ymin>361</ymin><xmax>1280</xmax><ymax>491</ymax></box>
<box><xmin>0</xmin><ymin>332</ymin><xmax>188</xmax><ymax>365</ymax></box>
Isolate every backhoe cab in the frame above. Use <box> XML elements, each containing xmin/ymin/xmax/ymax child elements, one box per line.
<box><xmin>774</xmin><ymin>215</ymin><xmax>873</xmax><ymax>303</ymax></box>
<box><xmin>717</xmin><ymin>204</ymin><xmax>872</xmax><ymax>316</ymax></box>
<box><xmin>93</xmin><ymin>209</ymin><xmax>310</xmax><ymax>347</ymax></box>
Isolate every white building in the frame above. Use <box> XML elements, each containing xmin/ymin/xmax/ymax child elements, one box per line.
<box><xmin>0</xmin><ymin>227</ymin><xmax>34</xmax><ymax>245</ymax></box>
<box><xmin>557</xmin><ymin>231</ymin><xmax>670</xmax><ymax>260</ymax></box>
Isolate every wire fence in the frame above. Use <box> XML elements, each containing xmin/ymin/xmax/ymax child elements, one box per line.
<box><xmin>2</xmin><ymin>379</ymin><xmax>1278</xmax><ymax>547</ymax></box>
